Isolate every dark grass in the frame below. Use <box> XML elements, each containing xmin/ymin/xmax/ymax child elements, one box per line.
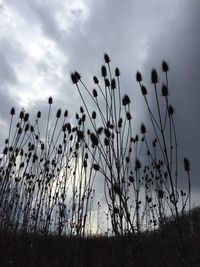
<box><xmin>1</xmin><ymin>217</ymin><xmax>200</xmax><ymax>267</ymax></box>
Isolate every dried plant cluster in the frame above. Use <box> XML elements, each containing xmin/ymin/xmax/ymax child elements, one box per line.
<box><xmin>0</xmin><ymin>55</ymin><xmax>192</xmax><ymax>265</ymax></box>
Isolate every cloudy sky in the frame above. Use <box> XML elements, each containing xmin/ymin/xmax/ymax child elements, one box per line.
<box><xmin>0</xmin><ymin>0</ymin><xmax>199</xmax><ymax>204</ymax></box>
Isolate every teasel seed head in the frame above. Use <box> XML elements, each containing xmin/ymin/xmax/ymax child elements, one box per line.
<box><xmin>93</xmin><ymin>76</ymin><xmax>99</xmax><ymax>84</ymax></box>
<box><xmin>184</xmin><ymin>157</ymin><xmax>190</xmax><ymax>172</ymax></box>
<box><xmin>162</xmin><ymin>60</ymin><xmax>169</xmax><ymax>72</ymax></box>
<box><xmin>111</xmin><ymin>78</ymin><xmax>116</xmax><ymax>89</ymax></box>
<box><xmin>93</xmin><ymin>89</ymin><xmax>98</xmax><ymax>98</ymax></box>
<box><xmin>140</xmin><ymin>123</ymin><xmax>146</xmax><ymax>134</ymax></box>
<box><xmin>168</xmin><ymin>105</ymin><xmax>174</xmax><ymax>116</ymax></box>
<box><xmin>71</xmin><ymin>72</ymin><xmax>77</xmax><ymax>84</ymax></box>
<box><xmin>126</xmin><ymin>111</ymin><xmax>132</xmax><ymax>120</ymax></box>
<box><xmin>10</xmin><ymin>107</ymin><xmax>15</xmax><ymax>115</ymax></box>
<box><xmin>141</xmin><ymin>85</ymin><xmax>147</xmax><ymax>96</ymax></box>
<box><xmin>92</xmin><ymin>111</ymin><xmax>96</xmax><ymax>120</ymax></box>
<box><xmin>90</xmin><ymin>132</ymin><xmax>99</xmax><ymax>146</ymax></box>
<box><xmin>136</xmin><ymin>71</ymin><xmax>142</xmax><ymax>82</ymax></box>
<box><xmin>151</xmin><ymin>69</ymin><xmax>158</xmax><ymax>84</ymax></box>
<box><xmin>105</xmin><ymin>78</ymin><xmax>110</xmax><ymax>87</ymax></box>
<box><xmin>56</xmin><ymin>109</ymin><xmax>61</xmax><ymax>118</ymax></box>
<box><xmin>48</xmin><ymin>97</ymin><xmax>53</xmax><ymax>104</ymax></box>
<box><xmin>115</xmin><ymin>67</ymin><xmax>120</xmax><ymax>77</ymax></box>
<box><xmin>101</xmin><ymin>65</ymin><xmax>107</xmax><ymax>77</ymax></box>
<box><xmin>104</xmin><ymin>53</ymin><xmax>110</xmax><ymax>63</ymax></box>
<box><xmin>122</xmin><ymin>94</ymin><xmax>130</xmax><ymax>106</ymax></box>
<box><xmin>74</xmin><ymin>71</ymin><xmax>81</xmax><ymax>81</ymax></box>
<box><xmin>64</xmin><ymin>110</ymin><xmax>68</xmax><ymax>117</ymax></box>
<box><xmin>162</xmin><ymin>84</ymin><xmax>168</xmax><ymax>96</ymax></box>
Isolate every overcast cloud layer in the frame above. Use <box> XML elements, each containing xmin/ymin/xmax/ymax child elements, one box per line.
<box><xmin>0</xmin><ymin>0</ymin><xmax>199</xmax><ymax>203</ymax></box>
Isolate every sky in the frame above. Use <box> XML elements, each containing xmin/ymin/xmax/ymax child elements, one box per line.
<box><xmin>0</xmin><ymin>0</ymin><xmax>199</xmax><ymax>205</ymax></box>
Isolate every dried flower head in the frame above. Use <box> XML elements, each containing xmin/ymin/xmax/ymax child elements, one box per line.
<box><xmin>151</xmin><ymin>69</ymin><xmax>158</xmax><ymax>84</ymax></box>
<box><xmin>136</xmin><ymin>71</ymin><xmax>142</xmax><ymax>82</ymax></box>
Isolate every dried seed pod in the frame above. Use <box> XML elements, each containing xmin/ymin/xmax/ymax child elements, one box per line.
<box><xmin>141</xmin><ymin>85</ymin><xmax>147</xmax><ymax>96</ymax></box>
<box><xmin>126</xmin><ymin>111</ymin><xmax>132</xmax><ymax>120</ymax></box>
<box><xmin>122</xmin><ymin>94</ymin><xmax>130</xmax><ymax>106</ymax></box>
<box><xmin>92</xmin><ymin>111</ymin><xmax>96</xmax><ymax>120</ymax></box>
<box><xmin>162</xmin><ymin>60</ymin><xmax>169</xmax><ymax>72</ymax></box>
<box><xmin>105</xmin><ymin>78</ymin><xmax>110</xmax><ymax>87</ymax></box>
<box><xmin>151</xmin><ymin>69</ymin><xmax>158</xmax><ymax>84</ymax></box>
<box><xmin>168</xmin><ymin>105</ymin><xmax>174</xmax><ymax>116</ymax></box>
<box><xmin>115</xmin><ymin>67</ymin><xmax>120</xmax><ymax>77</ymax></box>
<box><xmin>162</xmin><ymin>84</ymin><xmax>168</xmax><ymax>96</ymax></box>
<box><xmin>93</xmin><ymin>89</ymin><xmax>98</xmax><ymax>98</ymax></box>
<box><xmin>101</xmin><ymin>65</ymin><xmax>107</xmax><ymax>77</ymax></box>
<box><xmin>74</xmin><ymin>71</ymin><xmax>81</xmax><ymax>80</ymax></box>
<box><xmin>93</xmin><ymin>164</ymin><xmax>100</xmax><ymax>171</ymax></box>
<box><xmin>48</xmin><ymin>97</ymin><xmax>53</xmax><ymax>104</ymax></box>
<box><xmin>184</xmin><ymin>157</ymin><xmax>190</xmax><ymax>171</ymax></box>
<box><xmin>56</xmin><ymin>109</ymin><xmax>61</xmax><ymax>118</ymax></box>
<box><xmin>10</xmin><ymin>107</ymin><xmax>15</xmax><ymax>115</ymax></box>
<box><xmin>93</xmin><ymin>76</ymin><xmax>99</xmax><ymax>84</ymax></box>
<box><xmin>90</xmin><ymin>133</ymin><xmax>99</xmax><ymax>146</ymax></box>
<box><xmin>104</xmin><ymin>53</ymin><xmax>110</xmax><ymax>63</ymax></box>
<box><xmin>71</xmin><ymin>72</ymin><xmax>77</xmax><ymax>84</ymax></box>
<box><xmin>136</xmin><ymin>71</ymin><xmax>142</xmax><ymax>82</ymax></box>
<box><xmin>111</xmin><ymin>78</ymin><xmax>116</xmax><ymax>90</ymax></box>
<box><xmin>140</xmin><ymin>123</ymin><xmax>146</xmax><ymax>134</ymax></box>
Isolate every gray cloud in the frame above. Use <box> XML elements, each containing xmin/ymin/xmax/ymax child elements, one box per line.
<box><xmin>0</xmin><ymin>0</ymin><xmax>199</xmax><ymax>199</ymax></box>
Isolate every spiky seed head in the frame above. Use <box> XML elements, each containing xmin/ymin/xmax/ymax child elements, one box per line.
<box><xmin>104</xmin><ymin>138</ymin><xmax>109</xmax><ymax>146</ymax></box>
<box><xmin>19</xmin><ymin>110</ymin><xmax>24</xmax><ymax>119</ymax></box>
<box><xmin>75</xmin><ymin>113</ymin><xmax>79</xmax><ymax>120</ymax></box>
<box><xmin>184</xmin><ymin>157</ymin><xmax>190</xmax><ymax>171</ymax></box>
<box><xmin>122</xmin><ymin>94</ymin><xmax>130</xmax><ymax>106</ymax></box>
<box><xmin>162</xmin><ymin>84</ymin><xmax>168</xmax><ymax>96</ymax></box>
<box><xmin>37</xmin><ymin>111</ymin><xmax>41</xmax><ymax>118</ymax></box>
<box><xmin>74</xmin><ymin>71</ymin><xmax>81</xmax><ymax>80</ymax></box>
<box><xmin>135</xmin><ymin>159</ymin><xmax>141</xmax><ymax>170</ymax></box>
<box><xmin>115</xmin><ymin>67</ymin><xmax>120</xmax><ymax>77</ymax></box>
<box><xmin>104</xmin><ymin>53</ymin><xmax>110</xmax><ymax>63</ymax></box>
<box><xmin>111</xmin><ymin>78</ymin><xmax>116</xmax><ymax>89</ymax></box>
<box><xmin>10</xmin><ymin>107</ymin><xmax>15</xmax><ymax>115</ymax></box>
<box><xmin>136</xmin><ymin>71</ymin><xmax>142</xmax><ymax>82</ymax></box>
<box><xmin>105</xmin><ymin>78</ymin><xmax>110</xmax><ymax>87</ymax></box>
<box><xmin>77</xmin><ymin>130</ymin><xmax>84</xmax><ymax>140</ymax></box>
<box><xmin>80</xmin><ymin>106</ymin><xmax>84</xmax><ymax>113</ymax></box>
<box><xmin>104</xmin><ymin>128</ymin><xmax>111</xmax><ymax>138</ymax></box>
<box><xmin>97</xmin><ymin>127</ymin><xmax>103</xmax><ymax>135</ymax></box>
<box><xmin>151</xmin><ymin>69</ymin><xmax>158</xmax><ymax>84</ymax></box>
<box><xmin>93</xmin><ymin>89</ymin><xmax>98</xmax><ymax>98</ymax></box>
<box><xmin>92</xmin><ymin>111</ymin><xmax>96</xmax><ymax>120</ymax></box>
<box><xmin>90</xmin><ymin>133</ymin><xmax>99</xmax><ymax>146</ymax></box>
<box><xmin>48</xmin><ymin>97</ymin><xmax>53</xmax><ymax>104</ymax></box>
<box><xmin>64</xmin><ymin>110</ymin><xmax>68</xmax><ymax>117</ymax></box>
<box><xmin>71</xmin><ymin>72</ymin><xmax>77</xmax><ymax>84</ymax></box>
<box><xmin>101</xmin><ymin>65</ymin><xmax>107</xmax><ymax>77</ymax></box>
<box><xmin>168</xmin><ymin>105</ymin><xmax>174</xmax><ymax>116</ymax></box>
<box><xmin>25</xmin><ymin>124</ymin><xmax>29</xmax><ymax>132</ymax></box>
<box><xmin>126</xmin><ymin>112</ymin><xmax>132</xmax><ymax>120</ymax></box>
<box><xmin>141</xmin><ymin>85</ymin><xmax>147</xmax><ymax>96</ymax></box>
<box><xmin>93</xmin><ymin>76</ymin><xmax>99</xmax><ymax>84</ymax></box>
<box><xmin>118</xmin><ymin>118</ymin><xmax>123</xmax><ymax>128</ymax></box>
<box><xmin>162</xmin><ymin>60</ymin><xmax>169</xmax><ymax>72</ymax></box>
<box><xmin>3</xmin><ymin>147</ymin><xmax>8</xmax><ymax>155</ymax></box>
<box><xmin>24</xmin><ymin>113</ymin><xmax>29</xmax><ymax>122</ymax></box>
<box><xmin>82</xmin><ymin>114</ymin><xmax>86</xmax><ymax>122</ymax></box>
<box><xmin>93</xmin><ymin>164</ymin><xmax>99</xmax><ymax>171</ymax></box>
<box><xmin>56</xmin><ymin>109</ymin><xmax>61</xmax><ymax>118</ymax></box>
<box><xmin>140</xmin><ymin>123</ymin><xmax>146</xmax><ymax>134</ymax></box>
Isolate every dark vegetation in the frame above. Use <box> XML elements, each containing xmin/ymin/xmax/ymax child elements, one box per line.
<box><xmin>0</xmin><ymin>54</ymin><xmax>198</xmax><ymax>266</ymax></box>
